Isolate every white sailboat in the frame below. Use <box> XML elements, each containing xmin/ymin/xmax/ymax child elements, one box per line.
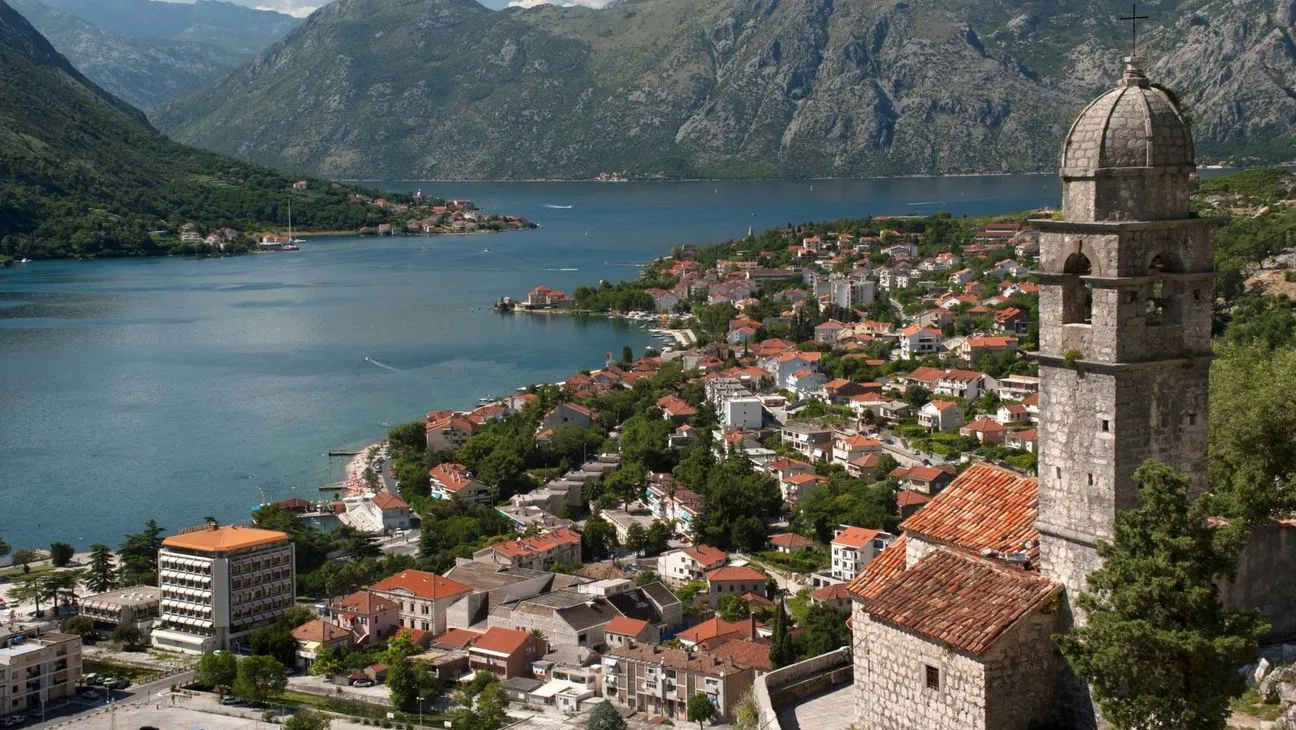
<box><xmin>284</xmin><ymin>200</ymin><xmax>305</xmax><ymax>250</ymax></box>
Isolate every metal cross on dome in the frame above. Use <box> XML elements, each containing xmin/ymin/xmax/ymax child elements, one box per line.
<box><xmin>1119</xmin><ymin>2</ymin><xmax>1150</xmax><ymax>58</ymax></box>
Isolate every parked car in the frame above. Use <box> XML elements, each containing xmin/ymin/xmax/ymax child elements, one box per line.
<box><xmin>220</xmin><ymin>696</ymin><xmax>245</xmax><ymax>706</ymax></box>
<box><xmin>351</xmin><ymin>679</ymin><xmax>374</xmax><ymax>688</ymax></box>
<box><xmin>81</xmin><ymin>690</ymin><xmax>101</xmax><ymax>701</ymax></box>
<box><xmin>105</xmin><ymin>678</ymin><xmax>129</xmax><ymax>690</ymax></box>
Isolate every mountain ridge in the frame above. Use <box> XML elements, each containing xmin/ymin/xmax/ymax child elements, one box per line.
<box><xmin>150</xmin><ymin>0</ymin><xmax>1296</xmax><ymax>179</ymax></box>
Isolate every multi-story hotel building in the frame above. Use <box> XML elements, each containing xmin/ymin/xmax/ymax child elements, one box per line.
<box><xmin>0</xmin><ymin>631</ymin><xmax>81</xmax><ymax>722</ymax></box>
<box><xmin>150</xmin><ymin>524</ymin><xmax>295</xmax><ymax>653</ymax></box>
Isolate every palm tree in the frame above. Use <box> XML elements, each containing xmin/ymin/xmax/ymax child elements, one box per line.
<box><xmin>8</xmin><ymin>577</ymin><xmax>43</xmax><ymax>617</ymax></box>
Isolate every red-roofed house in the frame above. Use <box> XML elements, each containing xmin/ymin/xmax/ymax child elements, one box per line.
<box><xmin>960</xmin><ymin>336</ymin><xmax>1019</xmax><ymax>363</ymax></box>
<box><xmin>830</xmin><ymin>526</ymin><xmax>894</xmax><ymax>582</ymax></box>
<box><xmin>810</xmin><ymin>583</ymin><xmax>853</xmax><ymax>610</ymax></box>
<box><xmin>369</xmin><ymin>570</ymin><xmax>472</xmax><ymax>635</ymax></box>
<box><xmin>292</xmin><ymin>619</ymin><xmax>352</xmax><ymax>670</ymax></box>
<box><xmin>526</xmin><ymin>286</ymin><xmax>572</xmax><ymax>309</ymax></box>
<box><xmin>918</xmin><ymin>400</ymin><xmax>964</xmax><ymax>433</ymax></box>
<box><xmin>895</xmin><ymin>465</ymin><xmax>957</xmax><ymax>496</ymax></box>
<box><xmin>657</xmin><ymin>545</ymin><xmax>728</xmax><ymax>587</ymax></box>
<box><xmin>537</xmin><ymin>403</ymin><xmax>596</xmax><ymax>438</ymax></box>
<box><xmin>329</xmin><ymin>590</ymin><xmax>400</xmax><ymax>647</ymax></box>
<box><xmin>832</xmin><ymin>434</ymin><xmax>882</xmax><ymax>466</ymax></box>
<box><xmin>425</xmin><ymin>412</ymin><xmax>480</xmax><ymax>453</ymax></box>
<box><xmin>768</xmin><ymin>533</ymin><xmax>816</xmax><ymax>554</ymax></box>
<box><xmin>814</xmin><ymin>319</ymin><xmax>848</xmax><ymax>344</ymax></box>
<box><xmin>371</xmin><ymin>491</ymin><xmax>412</xmax><ymax>530</ymax></box>
<box><xmin>961</xmin><ymin>417</ymin><xmax>1008</xmax><ymax>445</ymax></box>
<box><xmin>468</xmin><ymin>627</ymin><xmax>548</xmax><ymax>679</ymax></box>
<box><xmin>473</xmin><ymin>527</ymin><xmax>582</xmax><ymax>571</ymax></box>
<box><xmin>1006</xmin><ymin>428</ymin><xmax>1038</xmax><ymax>453</ymax></box>
<box><xmin>846</xmin><ymin>452</ymin><xmax>884</xmax><ymax>479</ymax></box>
<box><xmin>677</xmin><ymin>616</ymin><xmax>768</xmax><ymax>648</ymax></box>
<box><xmin>604</xmin><ymin>616</ymin><xmax>658</xmax><ymax>647</ymax></box>
<box><xmin>898</xmin><ymin>326</ymin><xmax>944</xmax><ymax>359</ymax></box>
<box><xmin>706</xmin><ymin>565</ymin><xmax>766</xmax><ymax>607</ymax></box>
<box><xmin>657</xmin><ymin>395</ymin><xmax>699</xmax><ymax>424</ymax></box>
<box><xmin>710</xmin><ymin>638</ymin><xmax>773</xmax><ymax>672</ymax></box>
<box><xmin>429</xmin><ymin>462</ymin><xmax>492</xmax><ymax>505</ymax></box>
<box><xmin>896</xmin><ymin>489</ymin><xmax>932</xmax><ymax>519</ymax></box>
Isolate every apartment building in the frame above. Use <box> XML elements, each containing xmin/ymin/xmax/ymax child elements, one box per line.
<box><xmin>830</xmin><ymin>526</ymin><xmax>894</xmax><ymax>582</ymax></box>
<box><xmin>79</xmin><ymin>586</ymin><xmax>160</xmax><ymax>635</ymax></box>
<box><xmin>0</xmin><ymin>632</ymin><xmax>81</xmax><ymax>721</ymax></box>
<box><xmin>473</xmin><ymin>528</ymin><xmax>582</xmax><ymax>571</ymax></box>
<box><xmin>151</xmin><ymin>524</ymin><xmax>295</xmax><ymax>653</ymax></box>
<box><xmin>602</xmin><ymin>644</ymin><xmax>755</xmax><ymax>722</ymax></box>
<box><xmin>657</xmin><ymin>545</ymin><xmax>727</xmax><ymax>588</ymax></box>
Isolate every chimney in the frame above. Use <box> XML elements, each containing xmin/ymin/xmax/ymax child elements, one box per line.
<box><xmin>749</xmin><ymin>614</ymin><xmax>757</xmax><ymax>639</ymax></box>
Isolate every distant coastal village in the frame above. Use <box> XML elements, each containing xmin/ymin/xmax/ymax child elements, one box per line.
<box><xmin>3</xmin><ymin>168</ymin><xmax>1296</xmax><ymax>730</ymax></box>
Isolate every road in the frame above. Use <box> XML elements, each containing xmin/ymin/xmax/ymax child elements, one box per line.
<box><xmin>26</xmin><ymin>669</ymin><xmax>194</xmax><ymax>729</ymax></box>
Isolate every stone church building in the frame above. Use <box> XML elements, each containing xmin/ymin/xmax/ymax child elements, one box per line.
<box><xmin>848</xmin><ymin>56</ymin><xmax>1296</xmax><ymax>730</ymax></box>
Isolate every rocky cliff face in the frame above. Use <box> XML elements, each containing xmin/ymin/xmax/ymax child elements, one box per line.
<box><xmin>8</xmin><ymin>0</ymin><xmax>244</xmax><ymax>109</ymax></box>
<box><xmin>153</xmin><ymin>0</ymin><xmax>1296</xmax><ymax>179</ymax></box>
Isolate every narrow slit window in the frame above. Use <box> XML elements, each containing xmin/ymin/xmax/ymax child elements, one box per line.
<box><xmin>925</xmin><ymin>665</ymin><xmax>940</xmax><ymax>690</ymax></box>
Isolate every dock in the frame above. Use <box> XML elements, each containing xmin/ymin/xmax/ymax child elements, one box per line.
<box><xmin>328</xmin><ymin>450</ymin><xmax>362</xmax><ymax>457</ymax></box>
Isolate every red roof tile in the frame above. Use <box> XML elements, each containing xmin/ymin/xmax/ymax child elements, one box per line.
<box><xmin>490</xmin><ymin>527</ymin><xmax>582</xmax><ymax>558</ymax></box>
<box><xmin>677</xmin><ymin>616</ymin><xmax>764</xmax><ymax>645</ymax></box>
<box><xmin>372</xmin><ymin>492</ymin><xmax>408</xmax><ymax>510</ymax></box>
<box><xmin>371</xmin><ymin>570</ymin><xmax>471</xmax><ymax>600</ymax></box>
<box><xmin>707</xmin><ymin>565</ymin><xmax>766</xmax><ymax>582</ymax></box>
<box><xmin>811</xmin><ymin>583</ymin><xmax>853</xmax><ymax>602</ymax></box>
<box><xmin>470</xmin><ymin>627</ymin><xmax>532</xmax><ymax>656</ymax></box>
<box><xmin>683</xmin><ymin>545</ymin><xmax>728</xmax><ymax>567</ymax></box>
<box><xmin>847</xmin><ymin>536</ymin><xmax>908</xmax><ymax>600</ymax></box>
<box><xmin>605</xmin><ymin>616</ymin><xmax>651</xmax><ymax>637</ymax></box>
<box><xmin>333</xmin><ymin>590</ymin><xmax>397</xmax><ymax>615</ymax></box>
<box><xmin>899</xmin><ymin>463</ymin><xmax>1039</xmax><ymax>559</ymax></box>
<box><xmin>432</xmin><ymin>628</ymin><xmax>482</xmax><ymax>649</ymax></box>
<box><xmin>769</xmin><ymin>533</ymin><xmax>817</xmax><ymax>549</ymax></box>
<box><xmin>833</xmin><ymin>526</ymin><xmax>881</xmax><ymax>548</ymax></box>
<box><xmin>292</xmin><ymin>618</ymin><xmax>351</xmax><ymax>644</ymax></box>
<box><xmin>710</xmin><ymin>638</ymin><xmax>773</xmax><ymax>671</ymax></box>
<box><xmin>860</xmin><ymin>549</ymin><xmax>1059</xmax><ymax>655</ymax></box>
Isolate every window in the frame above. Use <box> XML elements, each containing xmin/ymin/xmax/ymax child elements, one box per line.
<box><xmin>1054</xmin><ymin>467</ymin><xmax>1062</xmax><ymax>480</ymax></box>
<box><xmin>1087</xmin><ymin>473</ymin><xmax>1094</xmax><ymax>487</ymax></box>
<box><xmin>1101</xmin><ymin>419</ymin><xmax>1110</xmax><ymax>432</ymax></box>
<box><xmin>1061</xmin><ymin>253</ymin><xmax>1093</xmax><ymax>325</ymax></box>
<box><xmin>925</xmin><ymin>665</ymin><xmax>940</xmax><ymax>690</ymax></box>
<box><xmin>1188</xmin><ymin>413</ymin><xmax>1197</xmax><ymax>426</ymax></box>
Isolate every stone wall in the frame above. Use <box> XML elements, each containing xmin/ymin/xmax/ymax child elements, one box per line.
<box><xmin>754</xmin><ymin>648</ymin><xmax>853</xmax><ymax>730</ymax></box>
<box><xmin>851</xmin><ymin>599</ymin><xmax>1062</xmax><ymax>730</ymax></box>
<box><xmin>1222</xmin><ymin>521</ymin><xmax>1296</xmax><ymax>641</ymax></box>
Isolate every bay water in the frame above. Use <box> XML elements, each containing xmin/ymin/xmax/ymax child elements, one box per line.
<box><xmin>0</xmin><ymin>176</ymin><xmax>1059</xmax><ymax>550</ymax></box>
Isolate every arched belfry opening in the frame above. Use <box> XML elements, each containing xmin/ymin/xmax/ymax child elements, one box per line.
<box><xmin>1146</xmin><ymin>254</ymin><xmax>1175</xmax><ymax>325</ymax></box>
<box><xmin>1062</xmin><ymin>252</ymin><xmax>1093</xmax><ymax>325</ymax></box>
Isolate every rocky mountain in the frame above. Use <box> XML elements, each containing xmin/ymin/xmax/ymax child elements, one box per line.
<box><xmin>0</xmin><ymin>0</ymin><xmax>376</xmax><ymax>259</ymax></box>
<box><xmin>9</xmin><ymin>0</ymin><xmax>243</xmax><ymax>109</ymax></box>
<box><xmin>153</xmin><ymin>0</ymin><xmax>1296</xmax><ymax>180</ymax></box>
<box><xmin>34</xmin><ymin>0</ymin><xmax>299</xmax><ymax>57</ymax></box>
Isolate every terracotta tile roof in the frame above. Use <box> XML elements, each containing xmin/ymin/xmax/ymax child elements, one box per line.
<box><xmin>1022</xmin><ymin>392</ymin><xmax>1040</xmax><ymax>406</ymax></box>
<box><xmin>1010</xmin><ymin>429</ymin><xmax>1039</xmax><ymax>441</ymax></box>
<box><xmin>769</xmin><ymin>533</ymin><xmax>817</xmax><ymax>549</ymax></box>
<box><xmin>605</xmin><ymin>616</ymin><xmax>651</xmax><ymax>637</ymax></box>
<box><xmin>372</xmin><ymin>492</ymin><xmax>408</xmax><ymax>510</ymax></box>
<box><xmin>428</xmin><ymin>463</ymin><xmax>484</xmax><ymax>493</ymax></box>
<box><xmin>899</xmin><ymin>463</ymin><xmax>1039</xmax><ymax>559</ymax></box>
<box><xmin>784</xmin><ymin>473</ymin><xmax>827</xmax><ymax>486</ymax></box>
<box><xmin>907</xmin><ymin>465</ymin><xmax>952</xmax><ymax>482</ymax></box>
<box><xmin>162</xmin><ymin>525</ymin><xmax>289</xmax><ymax>554</ymax></box>
<box><xmin>657</xmin><ymin>395</ymin><xmax>699</xmax><ymax>417</ymax></box>
<box><xmin>292</xmin><ymin>618</ymin><xmax>351</xmax><ymax>644</ymax></box>
<box><xmin>371</xmin><ymin>570</ymin><xmax>472</xmax><ymax>600</ymax></box>
<box><xmin>707</xmin><ymin>565</ymin><xmax>765</xmax><ymax>582</ymax></box>
<box><xmin>432</xmin><ymin>628</ymin><xmax>481</xmax><ymax>649</ymax></box>
<box><xmin>470</xmin><ymin>627</ymin><xmax>532</xmax><ymax>656</ymax></box>
<box><xmin>849</xmin><ymin>453</ymin><xmax>882</xmax><ymax>469</ymax></box>
<box><xmin>710</xmin><ymin>638</ymin><xmax>772</xmax><ymax>671</ymax></box>
<box><xmin>860</xmin><ymin>549</ymin><xmax>1059</xmax><ymax>655</ymax></box>
<box><xmin>683</xmin><ymin>545</ymin><xmax>728</xmax><ymax>567</ymax></box>
<box><xmin>833</xmin><ymin>526</ymin><xmax>882</xmax><ymax>549</ymax></box>
<box><xmin>333</xmin><ymin>590</ymin><xmax>397</xmax><ymax>615</ymax></box>
<box><xmin>962</xmin><ymin>418</ymin><xmax>1006</xmax><ymax>433</ymax></box>
<box><xmin>677</xmin><ymin>616</ymin><xmax>764</xmax><ymax>645</ymax></box>
<box><xmin>607</xmin><ymin>643</ymin><xmax>748</xmax><ymax>676</ymax></box>
<box><xmin>847</xmin><ymin>535</ymin><xmax>908</xmax><ymax>600</ymax></box>
<box><xmin>838</xmin><ymin>434</ymin><xmax>882</xmax><ymax>449</ymax></box>
<box><xmin>895</xmin><ymin>490</ymin><xmax>932</xmax><ymax>507</ymax></box>
<box><xmin>926</xmin><ymin>400</ymin><xmax>960</xmax><ymax>412</ymax></box>
<box><xmin>489</xmin><ymin>527</ymin><xmax>582</xmax><ymax>558</ymax></box>
<box><xmin>811</xmin><ymin>583</ymin><xmax>853</xmax><ymax>602</ymax></box>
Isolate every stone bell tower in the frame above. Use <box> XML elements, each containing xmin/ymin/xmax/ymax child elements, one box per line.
<box><xmin>1034</xmin><ymin>56</ymin><xmax>1214</xmax><ymax>607</ymax></box>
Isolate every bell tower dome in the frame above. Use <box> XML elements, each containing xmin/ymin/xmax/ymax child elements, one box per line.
<box><xmin>1059</xmin><ymin>57</ymin><xmax>1194</xmax><ymax>222</ymax></box>
<box><xmin>1034</xmin><ymin>56</ymin><xmax>1214</xmax><ymax>621</ymax></box>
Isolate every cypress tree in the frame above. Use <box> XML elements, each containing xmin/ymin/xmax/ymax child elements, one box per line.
<box><xmin>769</xmin><ymin>598</ymin><xmax>796</xmax><ymax>669</ymax></box>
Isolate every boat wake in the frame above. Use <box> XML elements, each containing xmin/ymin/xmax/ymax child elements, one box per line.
<box><xmin>364</xmin><ymin>356</ymin><xmax>404</xmax><ymax>374</ymax></box>
<box><xmin>543</xmin><ymin>204</ymin><xmax>574</xmax><ymax>209</ymax></box>
<box><xmin>546</xmin><ymin>267</ymin><xmax>580</xmax><ymax>272</ymax></box>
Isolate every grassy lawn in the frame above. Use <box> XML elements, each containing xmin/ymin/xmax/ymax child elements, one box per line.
<box><xmin>82</xmin><ymin>660</ymin><xmax>165</xmax><ymax>684</ymax></box>
<box><xmin>1229</xmin><ymin>687</ymin><xmax>1283</xmax><ymax>723</ymax></box>
<box><xmin>0</xmin><ymin>564</ymin><xmax>54</xmax><ymax>579</ymax></box>
<box><xmin>280</xmin><ymin>689</ymin><xmax>444</xmax><ymax>727</ymax></box>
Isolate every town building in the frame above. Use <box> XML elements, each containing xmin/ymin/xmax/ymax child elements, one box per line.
<box><xmin>468</xmin><ymin>627</ymin><xmax>548</xmax><ymax>679</ymax></box>
<box><xmin>369</xmin><ymin>570</ymin><xmax>472</xmax><ymax>635</ymax></box>
<box><xmin>0</xmin><ymin>631</ymin><xmax>81</xmax><ymax>719</ymax></box>
<box><xmin>473</xmin><ymin>528</ymin><xmax>583</xmax><ymax>571</ymax></box>
<box><xmin>328</xmin><ymin>590</ymin><xmax>401</xmax><ymax>647</ymax></box>
<box><xmin>602</xmin><ymin>644</ymin><xmax>756</xmax><ymax>721</ymax></box>
<box><xmin>429</xmin><ymin>462</ymin><xmax>492</xmax><ymax>505</ymax></box>
<box><xmin>291</xmin><ymin>619</ymin><xmax>352</xmax><ymax>671</ymax></box>
<box><xmin>705</xmin><ymin>565</ymin><xmax>766</xmax><ymax>608</ymax></box>
<box><xmin>830</xmin><ymin>526</ymin><xmax>892</xmax><ymax>582</ymax></box>
<box><xmin>657</xmin><ymin>545</ymin><xmax>727</xmax><ymax>588</ymax></box>
<box><xmin>78</xmin><ymin>586</ymin><xmax>160</xmax><ymax>637</ymax></box>
<box><xmin>151</xmin><ymin>524</ymin><xmax>295</xmax><ymax>653</ymax></box>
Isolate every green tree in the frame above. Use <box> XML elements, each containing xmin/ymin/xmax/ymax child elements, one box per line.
<box><xmin>387</xmin><ymin>654</ymin><xmax>420</xmax><ymax>710</ymax></box>
<box><xmin>40</xmin><ymin>570</ymin><xmax>82</xmax><ymax>613</ymax></box>
<box><xmin>0</xmin><ymin>535</ymin><xmax>9</xmax><ymax>560</ymax></box>
<box><xmin>625</xmin><ymin>523</ymin><xmax>648</xmax><ymax>555</ymax></box>
<box><xmin>249</xmin><ymin>625</ymin><xmax>298</xmax><ymax>667</ymax></box>
<box><xmin>1055</xmin><ymin>461</ymin><xmax>1267</xmax><ymax>730</ymax></box>
<box><xmin>794</xmin><ymin>604</ymin><xmax>850</xmax><ymax>659</ymax></box>
<box><xmin>118</xmin><ymin>519</ymin><xmax>166</xmax><ymax>586</ymax></box>
<box><xmin>48</xmin><ymin>542</ymin><xmax>74</xmax><ymax>568</ymax></box>
<box><xmin>311</xmin><ymin>646</ymin><xmax>344</xmax><ymax>677</ymax></box>
<box><xmin>111</xmin><ymin>624</ymin><xmax>144</xmax><ymax>649</ymax></box>
<box><xmin>284</xmin><ymin>709</ymin><xmax>332</xmax><ymax>730</ymax></box>
<box><xmin>581</xmin><ymin>515</ymin><xmax>618</xmax><ymax>561</ymax></box>
<box><xmin>588</xmin><ymin>701</ymin><xmax>627</xmax><ymax>730</ymax></box>
<box><xmin>234</xmin><ymin>654</ymin><xmax>288</xmax><ymax>705</ymax></box>
<box><xmin>85</xmin><ymin>543</ymin><xmax>117</xmax><ymax>593</ymax></box>
<box><xmin>716</xmin><ymin>594</ymin><xmax>751</xmax><ymax>622</ymax></box>
<box><xmin>687</xmin><ymin>693</ymin><xmax>716</xmax><ymax>730</ymax></box>
<box><xmin>644</xmin><ymin>521</ymin><xmax>672</xmax><ymax>557</ymax></box>
<box><xmin>621</xmin><ymin>345</ymin><xmax>634</xmax><ymax>364</ymax></box>
<box><xmin>8</xmin><ymin>576</ymin><xmax>43</xmax><ymax>615</ymax></box>
<box><xmin>1208</xmin><ymin>342</ymin><xmax>1296</xmax><ymax>522</ymax></box>
<box><xmin>10</xmin><ymin>548</ymin><xmax>39</xmax><ymax>573</ymax></box>
<box><xmin>196</xmin><ymin>651</ymin><xmax>238</xmax><ymax>696</ymax></box>
<box><xmin>768</xmin><ymin>599</ymin><xmax>795</xmax><ymax>669</ymax></box>
<box><xmin>60</xmin><ymin>615</ymin><xmax>96</xmax><ymax>640</ymax></box>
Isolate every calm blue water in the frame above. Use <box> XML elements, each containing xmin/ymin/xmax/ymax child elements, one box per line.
<box><xmin>0</xmin><ymin>176</ymin><xmax>1058</xmax><ymax>551</ymax></box>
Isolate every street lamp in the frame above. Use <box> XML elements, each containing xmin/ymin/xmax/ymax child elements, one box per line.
<box><xmin>417</xmin><ymin>696</ymin><xmax>425</xmax><ymax>728</ymax></box>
